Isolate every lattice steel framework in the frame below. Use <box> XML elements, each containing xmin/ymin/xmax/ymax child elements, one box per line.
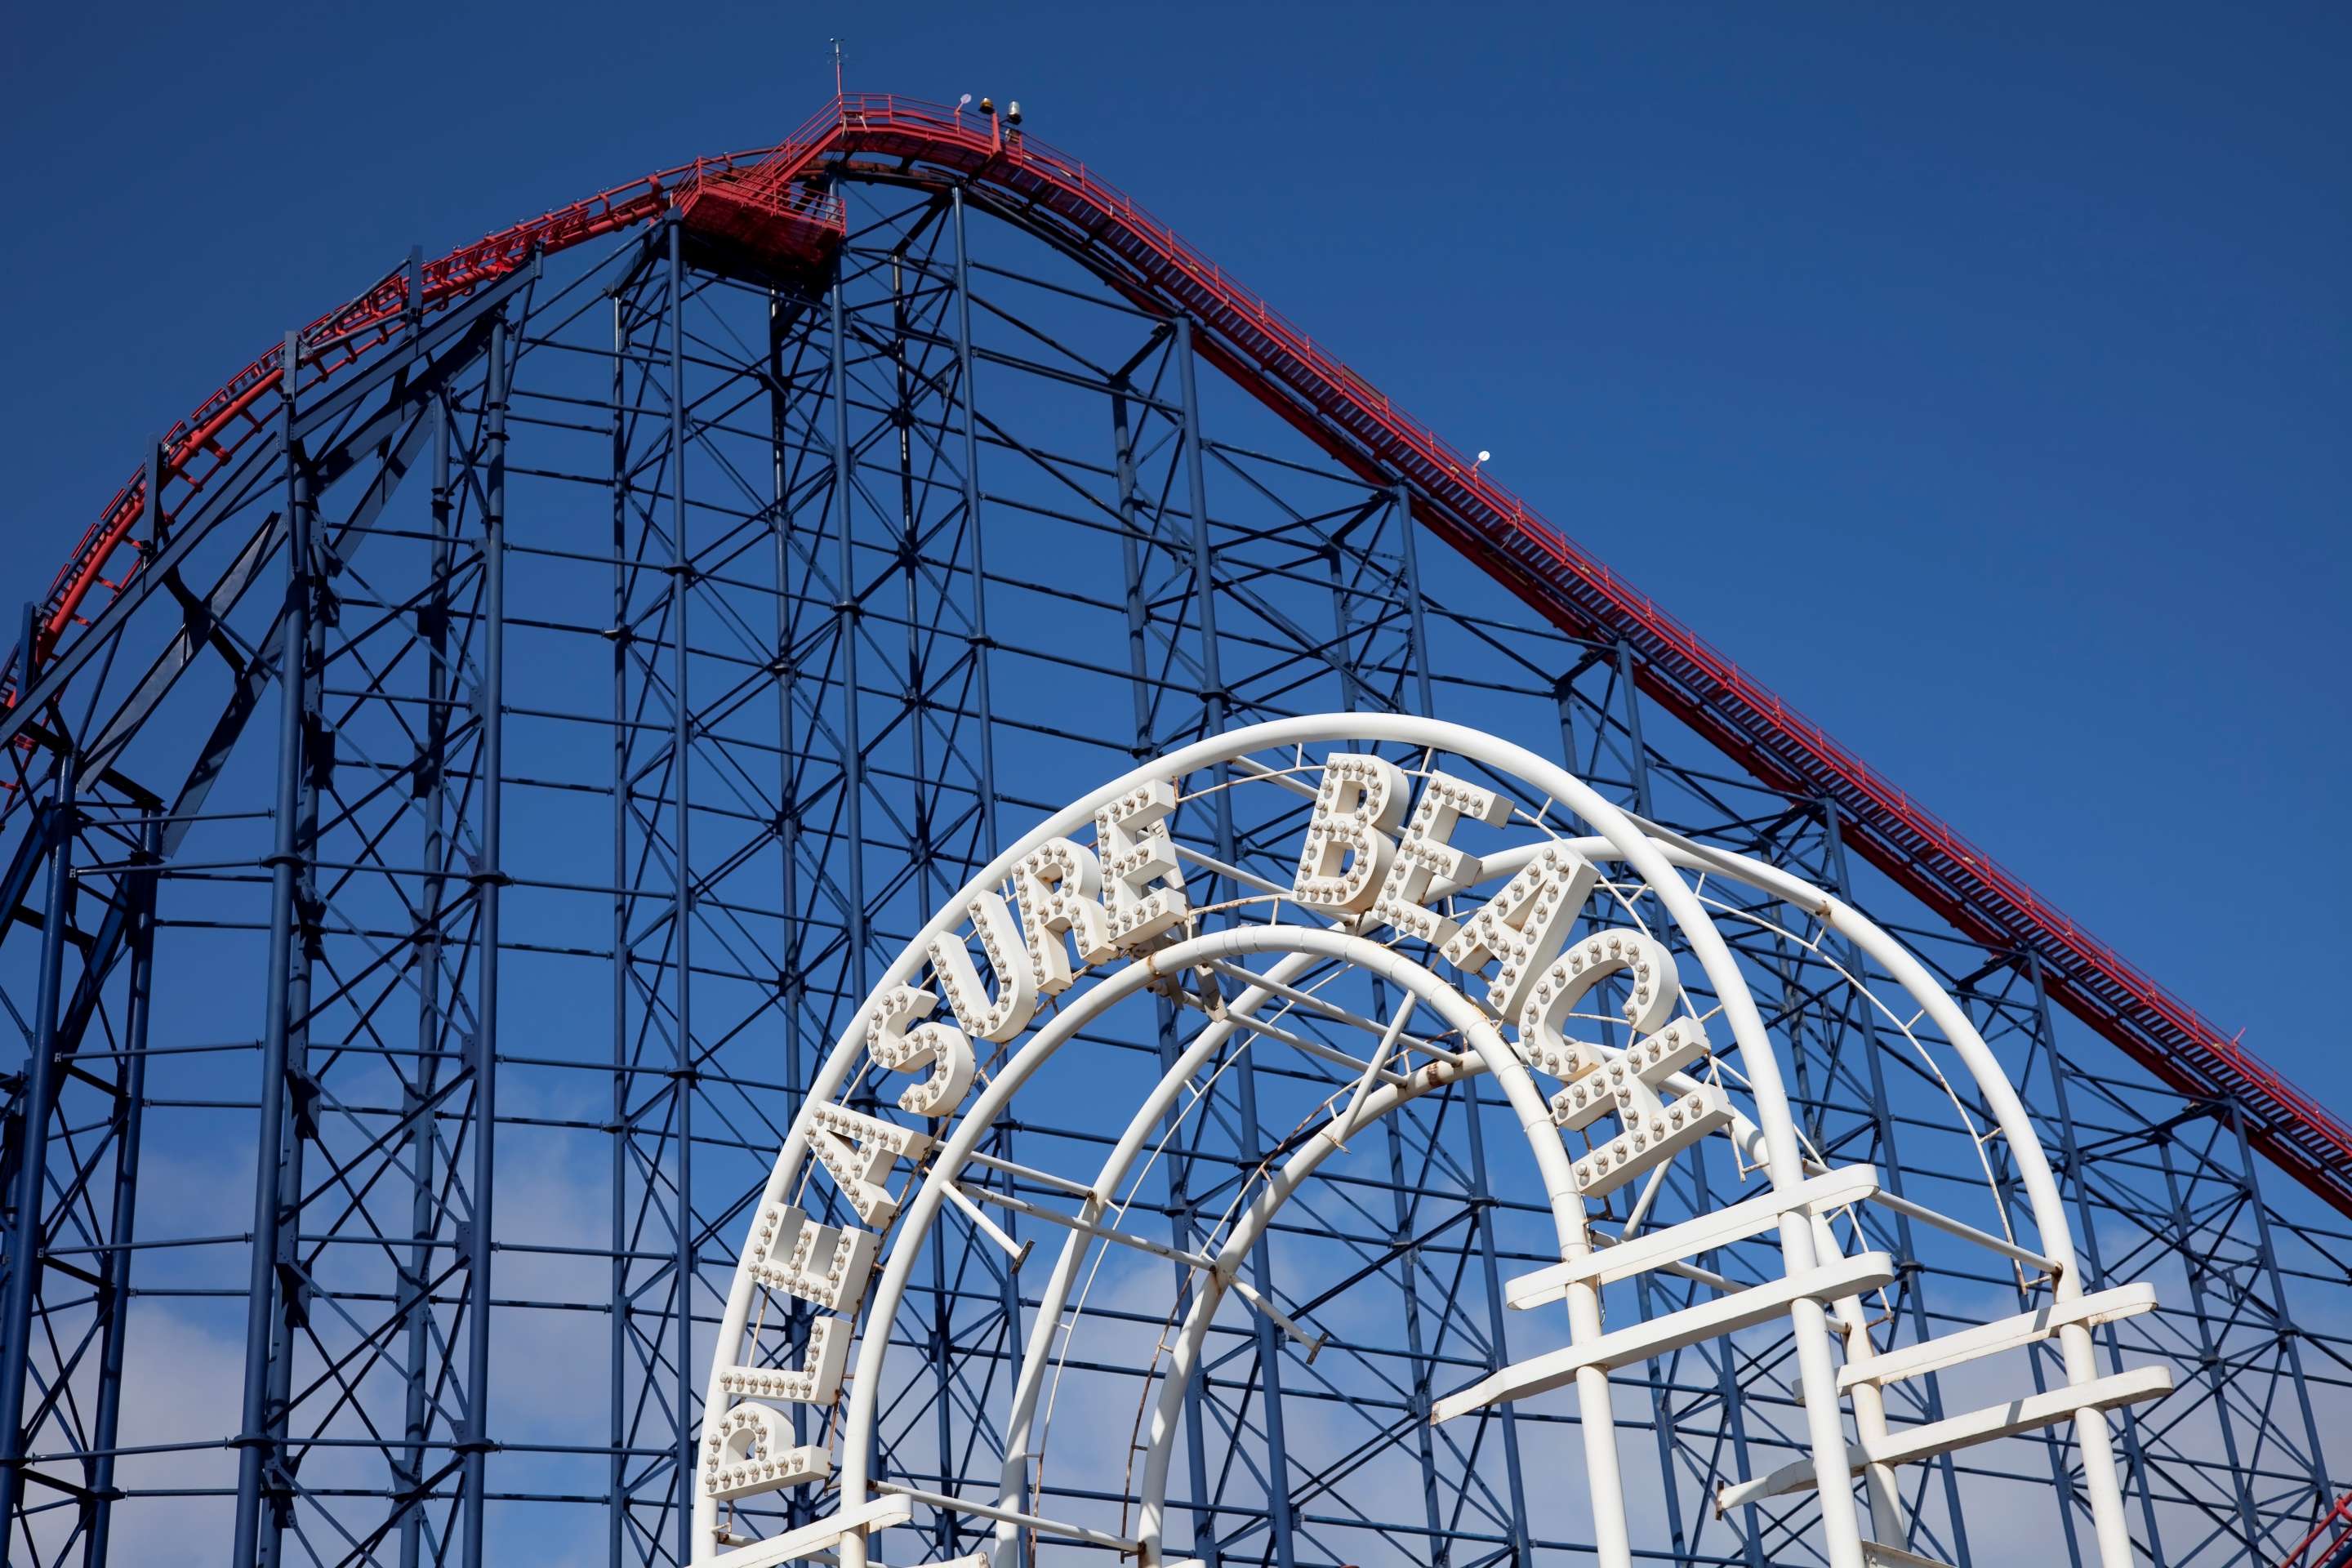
<box><xmin>0</xmin><ymin>93</ymin><xmax>2345</xmax><ymax>1568</ymax></box>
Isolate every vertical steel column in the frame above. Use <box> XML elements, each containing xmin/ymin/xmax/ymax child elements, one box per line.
<box><xmin>2157</xmin><ymin>1133</ymin><xmax>2263</xmax><ymax>1560</ymax></box>
<box><xmin>1605</xmin><ymin>638</ymin><xmax>1689</xmax><ymax>1552</ymax></box>
<box><xmin>397</xmin><ymin>389</ymin><xmax>455</xmax><ymax>1568</ymax></box>
<box><xmin>1111</xmin><ymin>372</ymin><xmax>1219</xmax><ymax>1566</ymax></box>
<box><xmin>1821</xmin><ymin>802</ymin><xmax>1972</xmax><ymax>1566</ymax></box>
<box><xmin>666</xmin><ymin>217</ymin><xmax>697</xmax><ymax>1568</ymax></box>
<box><xmin>829</xmin><ymin>263</ymin><xmax>869</xmax><ymax>1005</ymax></box>
<box><xmin>825</xmin><ymin>238</ymin><xmax>888</xmax><ymax>1522</ymax></box>
<box><xmin>1391</xmin><ymin>487</ymin><xmax>1436</xmax><ymax>719</ymax></box>
<box><xmin>949</xmin><ymin>188</ymin><xmax>1004</xmax><ymax>868</ymax></box>
<box><xmin>608</xmin><ymin>285</ymin><xmax>634</xmax><ymax>1568</ymax></box>
<box><xmin>1149</xmin><ymin>1006</ymin><xmax>1222</xmax><ymax>1568</ymax></box>
<box><xmin>1174</xmin><ymin>315</ymin><xmax>1299</xmax><ymax>1568</ymax></box>
<box><xmin>270</xmin><ymin>353</ymin><xmax>331</xmax><ymax>1568</ymax></box>
<box><xmin>1597</xmin><ymin>644</ymin><xmax>1700</xmax><ymax>1561</ymax></box>
<box><xmin>1111</xmin><ymin>384</ymin><xmax>1156</xmax><ymax>753</ymax></box>
<box><xmin>1172</xmin><ymin>319</ymin><xmax>1223</xmax><ymax>749</ymax></box>
<box><xmin>828</xmin><ymin>203</ymin><xmax>878</xmax><ymax>1568</ymax></box>
<box><xmin>767</xmin><ymin>289</ymin><xmax>814</xmax><ymax>1523</ymax></box>
<box><xmin>1459</xmin><ymin>1078</ymin><xmax>1537</xmax><ymax>1565</ymax></box>
<box><xmin>1611</xmin><ymin>642</ymin><xmax>1653</xmax><ymax>817</ymax></box>
<box><xmin>2025</xmin><ymin>956</ymin><xmax>2166</xmax><ymax>1564</ymax></box>
<box><xmin>1379</xmin><ymin>489</ymin><xmax>1450</xmax><ymax>1561</ymax></box>
<box><xmin>1319</xmin><ymin>502</ymin><xmax>1372</xmax><ymax>713</ymax></box>
<box><xmin>461</xmin><ymin>312</ymin><xmax>510</xmax><ymax>1568</ymax></box>
<box><xmin>2224</xmin><ymin>1101</ymin><xmax>2333</xmax><ymax>1522</ymax></box>
<box><xmin>1379</xmin><ymin>1102</ymin><xmax>1450</xmax><ymax>1567</ymax></box>
<box><xmin>1553</xmin><ymin>671</ymin><xmax>1584</xmax><ymax>789</ymax></box>
<box><xmin>1691</xmin><ymin>1139</ymin><xmax>1770</xmax><ymax>1568</ymax></box>
<box><xmin>876</xmin><ymin>238</ymin><xmax>956</xmax><ymax>1525</ymax></box>
<box><xmin>1958</xmin><ymin>980</ymin><xmax>2089</xmax><ymax>1568</ymax></box>
<box><xmin>951</xmin><ymin>189</ymin><xmax>1027</xmax><ymax>1567</ymax></box>
<box><xmin>1319</xmin><ymin>494</ymin><xmax>1444</xmax><ymax>1543</ymax></box>
<box><xmin>234</xmin><ymin>331</ymin><xmax>319</xmax><ymax>1568</ymax></box>
<box><xmin>85</xmin><ymin>816</ymin><xmax>158</xmax><ymax>1568</ymax></box>
<box><xmin>889</xmin><ymin>251</ymin><xmax>931</xmax><ymax>911</ymax></box>
<box><xmin>888</xmin><ymin>241</ymin><xmax>963</xmax><ymax>1540</ymax></box>
<box><xmin>0</xmin><ymin>768</ymin><xmax>74</xmax><ymax>1535</ymax></box>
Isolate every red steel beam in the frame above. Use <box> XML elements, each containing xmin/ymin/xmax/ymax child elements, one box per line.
<box><xmin>24</xmin><ymin>93</ymin><xmax>2350</xmax><ymax>1219</ymax></box>
<box><xmin>2280</xmin><ymin>1490</ymin><xmax>2352</xmax><ymax>1568</ymax></box>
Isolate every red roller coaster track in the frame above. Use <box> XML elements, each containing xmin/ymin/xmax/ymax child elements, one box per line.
<box><xmin>18</xmin><ymin>92</ymin><xmax>2351</xmax><ymax>1221</ymax></box>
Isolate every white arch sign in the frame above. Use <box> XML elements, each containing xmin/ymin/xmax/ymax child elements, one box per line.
<box><xmin>693</xmin><ymin>716</ymin><xmax>2167</xmax><ymax>1568</ymax></box>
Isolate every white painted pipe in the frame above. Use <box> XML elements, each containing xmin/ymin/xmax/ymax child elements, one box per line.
<box><xmin>697</xmin><ymin>715</ymin><xmax>2131</xmax><ymax>1568</ymax></box>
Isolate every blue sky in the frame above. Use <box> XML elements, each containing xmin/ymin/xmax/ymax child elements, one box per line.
<box><xmin>2</xmin><ymin>0</ymin><xmax>2345</xmax><ymax>1114</ymax></box>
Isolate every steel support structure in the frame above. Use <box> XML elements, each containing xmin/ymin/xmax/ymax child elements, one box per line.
<box><xmin>0</xmin><ymin>96</ymin><xmax>2345</xmax><ymax>1568</ymax></box>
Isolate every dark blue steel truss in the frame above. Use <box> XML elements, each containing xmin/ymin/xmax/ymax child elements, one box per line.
<box><xmin>0</xmin><ymin>139</ymin><xmax>2344</xmax><ymax>1568</ymax></box>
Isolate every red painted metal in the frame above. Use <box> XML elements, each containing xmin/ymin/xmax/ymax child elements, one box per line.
<box><xmin>676</xmin><ymin>167</ymin><xmax>846</xmax><ymax>269</ymax></box>
<box><xmin>24</xmin><ymin>93</ymin><xmax>2351</xmax><ymax>1219</ymax></box>
<box><xmin>17</xmin><ymin>145</ymin><xmax>785</xmax><ymax>670</ymax></box>
<box><xmin>2280</xmin><ymin>1490</ymin><xmax>2352</xmax><ymax>1568</ymax></box>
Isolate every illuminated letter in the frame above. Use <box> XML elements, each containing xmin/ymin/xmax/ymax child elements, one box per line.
<box><xmin>1372</xmin><ymin>772</ymin><xmax>1511</xmax><ymax>943</ymax></box>
<box><xmin>1292</xmin><ymin>754</ymin><xmax>1407</xmax><ymax>914</ymax></box>
<box><xmin>808</xmin><ymin>1104</ymin><xmax>933</xmax><ymax>1227</ymax></box>
<box><xmin>743</xmin><ymin>1202</ymin><xmax>880</xmax><ymax>1312</ymax></box>
<box><xmin>1014</xmin><ymin>838</ymin><xmax>1115</xmax><ymax>995</ymax></box>
<box><xmin>1550</xmin><ymin>1017</ymin><xmax>1732</xmax><ymax>1199</ymax></box>
<box><xmin>718</xmin><ymin>1316</ymin><xmax>852</xmax><ymax>1407</ymax></box>
<box><xmin>1440</xmin><ymin>843</ymin><xmax>1596</xmax><ymax>1018</ymax></box>
<box><xmin>1520</xmin><ymin>931</ymin><xmax>1726</xmax><ymax>1200</ymax></box>
<box><xmin>866</xmin><ymin>984</ymin><xmax>976</xmax><ymax>1118</ymax></box>
<box><xmin>702</xmin><ymin>1402</ymin><xmax>830</xmax><ymax>1500</ymax></box>
<box><xmin>925</xmin><ymin>891</ymin><xmax>1039</xmax><ymax>1044</ymax></box>
<box><xmin>1516</xmin><ymin>928</ymin><xmax>1682</xmax><ymax>1083</ymax></box>
<box><xmin>1096</xmin><ymin>778</ymin><xmax>1188</xmax><ymax>951</ymax></box>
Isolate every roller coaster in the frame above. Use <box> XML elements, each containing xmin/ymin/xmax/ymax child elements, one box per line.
<box><xmin>0</xmin><ymin>91</ymin><xmax>2344</xmax><ymax>1568</ymax></box>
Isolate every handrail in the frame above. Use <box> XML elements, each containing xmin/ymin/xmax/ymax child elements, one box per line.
<box><xmin>19</xmin><ymin>91</ymin><xmax>2350</xmax><ymax>1218</ymax></box>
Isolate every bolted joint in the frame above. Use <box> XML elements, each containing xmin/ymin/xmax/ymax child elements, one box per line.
<box><xmin>293</xmin><ymin>889</ymin><xmax>327</xmax><ymax>940</ymax></box>
<box><xmin>301</xmin><ymin>713</ymin><xmax>337</xmax><ymax>791</ymax></box>
<box><xmin>287</xmin><ymin>1065</ymin><xmax>323</xmax><ymax>1142</ymax></box>
<box><xmin>274</xmin><ymin>1260</ymin><xmax>316</xmax><ymax>1328</ymax></box>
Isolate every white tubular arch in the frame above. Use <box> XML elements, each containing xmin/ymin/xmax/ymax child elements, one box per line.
<box><xmin>697</xmin><ymin>715</ymin><xmax>2138</xmax><ymax>1568</ymax></box>
<box><xmin>987</xmin><ymin>948</ymin><xmax>1332</xmax><ymax>1558</ymax></box>
<box><xmin>860</xmin><ymin>927</ymin><xmax>1579</xmax><ymax>1566</ymax></box>
<box><xmin>1478</xmin><ymin>828</ymin><xmax>2132</xmax><ymax>1562</ymax></box>
<box><xmin>1116</xmin><ymin>832</ymin><xmax>2140</xmax><ymax>1568</ymax></box>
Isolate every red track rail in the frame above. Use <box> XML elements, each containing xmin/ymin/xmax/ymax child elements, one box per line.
<box><xmin>24</xmin><ymin>93</ymin><xmax>2352</xmax><ymax>1218</ymax></box>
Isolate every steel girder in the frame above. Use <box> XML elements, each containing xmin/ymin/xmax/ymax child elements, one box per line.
<box><xmin>0</xmin><ymin>154</ymin><xmax>2344</xmax><ymax>1568</ymax></box>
